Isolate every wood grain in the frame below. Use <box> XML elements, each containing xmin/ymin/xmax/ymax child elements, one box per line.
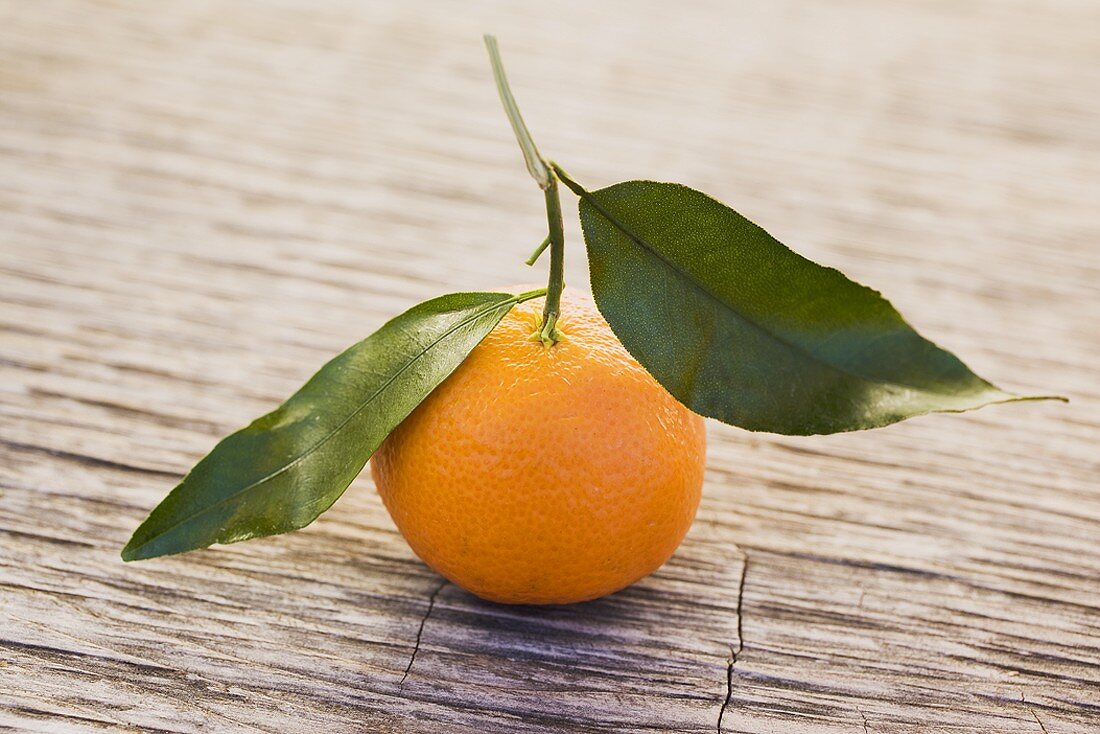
<box><xmin>1</xmin><ymin>1</ymin><xmax>1098</xmax><ymax>732</ymax></box>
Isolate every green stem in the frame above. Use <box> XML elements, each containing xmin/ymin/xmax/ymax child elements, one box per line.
<box><xmin>550</xmin><ymin>162</ymin><xmax>588</xmax><ymax>198</ymax></box>
<box><xmin>525</xmin><ymin>236</ymin><xmax>550</xmax><ymax>266</ymax></box>
<box><xmin>484</xmin><ymin>34</ymin><xmax>565</xmax><ymax>345</ymax></box>
<box><xmin>540</xmin><ymin>178</ymin><xmax>565</xmax><ymax>344</ymax></box>
<box><xmin>483</xmin><ymin>35</ymin><xmax>551</xmax><ymax>190</ymax></box>
<box><xmin>514</xmin><ymin>286</ymin><xmax>549</xmax><ymax>303</ymax></box>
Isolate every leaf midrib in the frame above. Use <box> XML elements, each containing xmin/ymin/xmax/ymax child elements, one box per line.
<box><xmin>126</xmin><ymin>294</ymin><xmax>520</xmax><ymax>556</ymax></box>
<box><xmin>579</xmin><ymin>183</ymin><xmax>991</xmax><ymax>397</ymax></box>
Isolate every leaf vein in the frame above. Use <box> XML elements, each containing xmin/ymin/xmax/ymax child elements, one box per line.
<box><xmin>572</xmin><ymin>179</ymin><xmax>988</xmax><ymax>397</ymax></box>
<box><xmin>125</xmin><ymin>293</ymin><xmax>527</xmax><ymax>556</ymax></box>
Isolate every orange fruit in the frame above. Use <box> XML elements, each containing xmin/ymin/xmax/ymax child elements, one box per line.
<box><xmin>371</xmin><ymin>289</ymin><xmax>706</xmax><ymax>604</ymax></box>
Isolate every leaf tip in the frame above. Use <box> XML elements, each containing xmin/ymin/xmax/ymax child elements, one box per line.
<box><xmin>120</xmin><ymin>532</ymin><xmax>151</xmax><ymax>562</ymax></box>
<box><xmin>1018</xmin><ymin>393</ymin><xmax>1069</xmax><ymax>404</ymax></box>
<box><xmin>120</xmin><ymin>520</ymin><xmax>164</xmax><ymax>562</ymax></box>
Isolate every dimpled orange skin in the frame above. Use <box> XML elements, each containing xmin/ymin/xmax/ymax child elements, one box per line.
<box><xmin>370</xmin><ymin>290</ymin><xmax>706</xmax><ymax>605</ymax></box>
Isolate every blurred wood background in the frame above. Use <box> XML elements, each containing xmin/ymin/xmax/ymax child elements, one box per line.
<box><xmin>2</xmin><ymin>1</ymin><xmax>1098</xmax><ymax>732</ymax></box>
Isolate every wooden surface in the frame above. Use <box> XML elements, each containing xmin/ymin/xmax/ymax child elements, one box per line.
<box><xmin>2</xmin><ymin>1</ymin><xmax>1098</xmax><ymax>732</ymax></box>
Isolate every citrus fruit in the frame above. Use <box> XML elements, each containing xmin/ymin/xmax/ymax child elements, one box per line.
<box><xmin>370</xmin><ymin>289</ymin><xmax>706</xmax><ymax>604</ymax></box>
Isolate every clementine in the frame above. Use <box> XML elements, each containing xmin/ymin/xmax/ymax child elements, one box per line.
<box><xmin>371</xmin><ymin>289</ymin><xmax>706</xmax><ymax>604</ymax></box>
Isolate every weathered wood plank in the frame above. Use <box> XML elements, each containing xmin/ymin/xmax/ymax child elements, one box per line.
<box><xmin>1</xmin><ymin>0</ymin><xmax>1098</xmax><ymax>732</ymax></box>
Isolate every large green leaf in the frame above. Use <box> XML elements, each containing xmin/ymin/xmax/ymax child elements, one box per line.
<box><xmin>570</xmin><ymin>178</ymin><xmax>1060</xmax><ymax>435</ymax></box>
<box><xmin>122</xmin><ymin>289</ymin><xmax>543</xmax><ymax>561</ymax></box>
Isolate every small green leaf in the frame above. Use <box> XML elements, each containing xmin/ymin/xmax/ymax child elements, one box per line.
<box><xmin>572</xmin><ymin>179</ymin><xmax>1063</xmax><ymax>435</ymax></box>
<box><xmin>122</xmin><ymin>289</ymin><xmax>544</xmax><ymax>561</ymax></box>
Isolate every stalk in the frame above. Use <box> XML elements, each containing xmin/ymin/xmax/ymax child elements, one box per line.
<box><xmin>540</xmin><ymin>178</ymin><xmax>565</xmax><ymax>342</ymax></box>
<box><xmin>525</xmin><ymin>236</ymin><xmax>550</xmax><ymax>266</ymax></box>
<box><xmin>484</xmin><ymin>34</ymin><xmax>564</xmax><ymax>345</ymax></box>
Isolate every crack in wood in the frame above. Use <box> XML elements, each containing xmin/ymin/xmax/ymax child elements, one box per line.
<box><xmin>400</xmin><ymin>579</ymin><xmax>446</xmax><ymax>685</ymax></box>
<box><xmin>1030</xmin><ymin>709</ymin><xmax>1049</xmax><ymax>734</ymax></box>
<box><xmin>717</xmin><ymin>552</ymin><xmax>748</xmax><ymax>733</ymax></box>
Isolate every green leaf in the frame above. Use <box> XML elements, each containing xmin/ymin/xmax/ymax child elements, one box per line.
<box><xmin>569</xmin><ymin>177</ymin><xmax>1062</xmax><ymax>435</ymax></box>
<box><xmin>122</xmin><ymin>289</ymin><xmax>544</xmax><ymax>561</ymax></box>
